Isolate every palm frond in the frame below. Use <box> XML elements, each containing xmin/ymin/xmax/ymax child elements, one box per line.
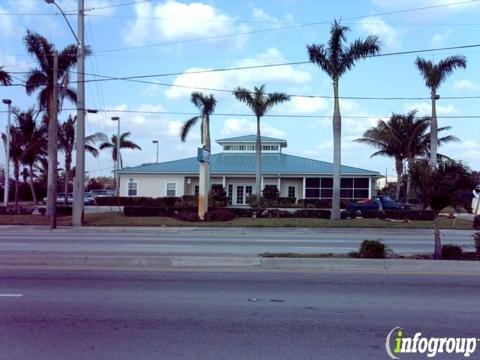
<box><xmin>0</xmin><ymin>67</ymin><xmax>12</xmax><ymax>86</ymax></box>
<box><xmin>180</xmin><ymin>116</ymin><xmax>200</xmax><ymax>142</ymax></box>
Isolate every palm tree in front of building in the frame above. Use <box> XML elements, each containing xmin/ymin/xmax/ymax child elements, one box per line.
<box><xmin>307</xmin><ymin>20</ymin><xmax>381</xmax><ymax>220</ymax></box>
<box><xmin>415</xmin><ymin>55</ymin><xmax>466</xmax><ymax>167</ymax></box>
<box><xmin>99</xmin><ymin>132</ymin><xmax>142</xmax><ymax>188</ymax></box>
<box><xmin>0</xmin><ymin>66</ymin><xmax>12</xmax><ymax>86</ymax></box>
<box><xmin>180</xmin><ymin>92</ymin><xmax>217</xmax><ymax>151</ymax></box>
<box><xmin>2</xmin><ymin>126</ymin><xmax>23</xmax><ymax>206</ymax></box>
<box><xmin>233</xmin><ymin>85</ymin><xmax>290</xmax><ymax>196</ymax></box>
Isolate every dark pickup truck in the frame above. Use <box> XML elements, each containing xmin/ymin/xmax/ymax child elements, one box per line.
<box><xmin>346</xmin><ymin>196</ymin><xmax>411</xmax><ymax>217</ymax></box>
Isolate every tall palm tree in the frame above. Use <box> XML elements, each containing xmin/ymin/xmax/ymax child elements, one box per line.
<box><xmin>181</xmin><ymin>92</ymin><xmax>217</xmax><ymax>150</ymax></box>
<box><xmin>307</xmin><ymin>20</ymin><xmax>381</xmax><ymax>220</ymax></box>
<box><xmin>0</xmin><ymin>66</ymin><xmax>12</xmax><ymax>86</ymax></box>
<box><xmin>2</xmin><ymin>127</ymin><xmax>23</xmax><ymax>206</ymax></box>
<box><xmin>410</xmin><ymin>159</ymin><xmax>475</xmax><ymax>259</ymax></box>
<box><xmin>415</xmin><ymin>56</ymin><xmax>466</xmax><ymax>167</ymax></box>
<box><xmin>24</xmin><ymin>30</ymin><xmax>83</xmax><ymax>112</ymax></box>
<box><xmin>99</xmin><ymin>132</ymin><xmax>141</xmax><ymax>188</ymax></box>
<box><xmin>13</xmin><ymin>108</ymin><xmax>46</xmax><ymax>204</ymax></box>
<box><xmin>58</xmin><ymin>115</ymin><xmax>107</xmax><ymax>204</ymax></box>
<box><xmin>356</xmin><ymin>111</ymin><xmax>458</xmax><ymax>201</ymax></box>
<box><xmin>233</xmin><ymin>85</ymin><xmax>290</xmax><ymax>196</ymax></box>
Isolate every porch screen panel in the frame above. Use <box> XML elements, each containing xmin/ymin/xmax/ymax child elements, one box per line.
<box><xmin>304</xmin><ymin>177</ymin><xmax>370</xmax><ymax>200</ymax></box>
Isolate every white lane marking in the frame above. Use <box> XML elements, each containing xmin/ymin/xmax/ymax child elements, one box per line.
<box><xmin>0</xmin><ymin>243</ymin><xmax>31</xmax><ymax>246</ymax></box>
<box><xmin>0</xmin><ymin>294</ymin><xmax>23</xmax><ymax>297</ymax></box>
<box><xmin>123</xmin><ymin>244</ymin><xmax>192</xmax><ymax>247</ymax></box>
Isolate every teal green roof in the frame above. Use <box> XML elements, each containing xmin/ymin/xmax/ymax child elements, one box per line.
<box><xmin>217</xmin><ymin>135</ymin><xmax>286</xmax><ymax>143</ymax></box>
<box><xmin>118</xmin><ymin>153</ymin><xmax>380</xmax><ymax>177</ymax></box>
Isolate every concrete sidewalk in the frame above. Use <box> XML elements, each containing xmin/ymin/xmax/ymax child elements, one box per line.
<box><xmin>1</xmin><ymin>253</ymin><xmax>479</xmax><ymax>275</ymax></box>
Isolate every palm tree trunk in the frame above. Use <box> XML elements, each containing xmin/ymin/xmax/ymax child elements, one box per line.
<box><xmin>255</xmin><ymin>115</ymin><xmax>262</xmax><ymax>197</ymax></box>
<box><xmin>14</xmin><ymin>162</ymin><xmax>19</xmax><ymax>208</ymax></box>
<box><xmin>198</xmin><ymin>115</ymin><xmax>209</xmax><ymax>219</ymax></box>
<box><xmin>395</xmin><ymin>158</ymin><xmax>403</xmax><ymax>202</ymax></box>
<box><xmin>64</xmin><ymin>154</ymin><xmax>71</xmax><ymax>205</ymax></box>
<box><xmin>430</xmin><ymin>90</ymin><xmax>438</xmax><ymax>167</ymax></box>
<box><xmin>331</xmin><ymin>79</ymin><xmax>342</xmax><ymax>220</ymax></box>
<box><xmin>433</xmin><ymin>214</ymin><xmax>442</xmax><ymax>260</ymax></box>
<box><xmin>28</xmin><ymin>164</ymin><xmax>38</xmax><ymax>204</ymax></box>
<box><xmin>406</xmin><ymin>160</ymin><xmax>412</xmax><ymax>204</ymax></box>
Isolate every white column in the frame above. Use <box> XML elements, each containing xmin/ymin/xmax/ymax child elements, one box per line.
<box><xmin>261</xmin><ymin>176</ymin><xmax>264</xmax><ymax>194</ymax></box>
<box><xmin>302</xmin><ymin>177</ymin><xmax>306</xmax><ymax>199</ymax></box>
<box><xmin>277</xmin><ymin>177</ymin><xmax>281</xmax><ymax>193</ymax></box>
<box><xmin>368</xmin><ymin>177</ymin><xmax>372</xmax><ymax>198</ymax></box>
<box><xmin>222</xmin><ymin>176</ymin><xmax>226</xmax><ymax>188</ymax></box>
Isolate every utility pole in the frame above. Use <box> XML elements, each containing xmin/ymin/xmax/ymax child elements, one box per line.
<box><xmin>111</xmin><ymin>117</ymin><xmax>120</xmax><ymax>195</ymax></box>
<box><xmin>72</xmin><ymin>0</ymin><xmax>85</xmax><ymax>226</ymax></box>
<box><xmin>2</xmin><ymin>99</ymin><xmax>11</xmax><ymax>207</ymax></box>
<box><xmin>47</xmin><ymin>51</ymin><xmax>58</xmax><ymax>229</ymax></box>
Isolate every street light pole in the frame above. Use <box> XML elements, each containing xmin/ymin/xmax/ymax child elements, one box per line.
<box><xmin>112</xmin><ymin>117</ymin><xmax>120</xmax><ymax>195</ymax></box>
<box><xmin>72</xmin><ymin>0</ymin><xmax>85</xmax><ymax>226</ymax></box>
<box><xmin>2</xmin><ymin>99</ymin><xmax>11</xmax><ymax>207</ymax></box>
<box><xmin>152</xmin><ymin>140</ymin><xmax>159</xmax><ymax>163</ymax></box>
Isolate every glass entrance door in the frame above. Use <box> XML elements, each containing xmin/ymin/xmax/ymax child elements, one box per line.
<box><xmin>234</xmin><ymin>185</ymin><xmax>254</xmax><ymax>205</ymax></box>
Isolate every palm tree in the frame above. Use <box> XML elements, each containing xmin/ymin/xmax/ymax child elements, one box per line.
<box><xmin>181</xmin><ymin>92</ymin><xmax>217</xmax><ymax>150</ymax></box>
<box><xmin>233</xmin><ymin>85</ymin><xmax>290</xmax><ymax>196</ymax></box>
<box><xmin>0</xmin><ymin>66</ymin><xmax>12</xmax><ymax>86</ymax></box>
<box><xmin>2</xmin><ymin>127</ymin><xmax>23</xmax><ymax>206</ymax></box>
<box><xmin>415</xmin><ymin>56</ymin><xmax>466</xmax><ymax>167</ymax></box>
<box><xmin>13</xmin><ymin>108</ymin><xmax>46</xmax><ymax>204</ymax></box>
<box><xmin>307</xmin><ymin>20</ymin><xmax>381</xmax><ymax>220</ymax></box>
<box><xmin>58</xmin><ymin>115</ymin><xmax>107</xmax><ymax>204</ymax></box>
<box><xmin>356</xmin><ymin>111</ymin><xmax>458</xmax><ymax>201</ymax></box>
<box><xmin>99</xmin><ymin>132</ymin><xmax>141</xmax><ymax>188</ymax></box>
<box><xmin>24</xmin><ymin>30</ymin><xmax>83</xmax><ymax>112</ymax></box>
<box><xmin>410</xmin><ymin>159</ymin><xmax>475</xmax><ymax>259</ymax></box>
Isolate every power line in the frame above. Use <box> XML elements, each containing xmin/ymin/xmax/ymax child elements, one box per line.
<box><xmin>94</xmin><ymin>0</ymin><xmax>480</xmax><ymax>53</ymax></box>
<box><xmin>0</xmin><ymin>108</ymin><xmax>478</xmax><ymax>119</ymax></box>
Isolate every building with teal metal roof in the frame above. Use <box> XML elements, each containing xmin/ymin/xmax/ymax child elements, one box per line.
<box><xmin>117</xmin><ymin>135</ymin><xmax>381</xmax><ymax>205</ymax></box>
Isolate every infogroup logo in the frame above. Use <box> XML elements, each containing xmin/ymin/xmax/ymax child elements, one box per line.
<box><xmin>385</xmin><ymin>327</ymin><xmax>479</xmax><ymax>359</ymax></box>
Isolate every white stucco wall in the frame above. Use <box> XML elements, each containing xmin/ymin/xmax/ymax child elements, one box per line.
<box><xmin>119</xmin><ymin>174</ymin><xmax>186</xmax><ymax>197</ymax></box>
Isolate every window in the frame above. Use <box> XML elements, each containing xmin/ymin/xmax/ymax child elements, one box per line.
<box><xmin>288</xmin><ymin>186</ymin><xmax>296</xmax><ymax>198</ymax></box>
<box><xmin>127</xmin><ymin>180</ymin><xmax>138</xmax><ymax>196</ymax></box>
<box><xmin>236</xmin><ymin>186</ymin><xmax>244</xmax><ymax>205</ymax></box>
<box><xmin>166</xmin><ymin>182</ymin><xmax>176</xmax><ymax>197</ymax></box>
<box><xmin>224</xmin><ymin>145</ymin><xmax>231</xmax><ymax>150</ymax></box>
<box><xmin>228</xmin><ymin>184</ymin><xmax>233</xmax><ymax>205</ymax></box>
<box><xmin>304</xmin><ymin>177</ymin><xmax>369</xmax><ymax>200</ymax></box>
<box><xmin>245</xmin><ymin>186</ymin><xmax>253</xmax><ymax>201</ymax></box>
<box><xmin>239</xmin><ymin>145</ymin><xmax>245</xmax><ymax>150</ymax></box>
<box><xmin>194</xmin><ymin>185</ymin><xmax>199</xmax><ymax>196</ymax></box>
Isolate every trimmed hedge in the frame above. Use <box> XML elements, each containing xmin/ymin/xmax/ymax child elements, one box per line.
<box><xmin>57</xmin><ymin>206</ymin><xmax>73</xmax><ymax>216</ymax></box>
<box><xmin>474</xmin><ymin>215</ymin><xmax>480</xmax><ymax>230</ymax></box>
<box><xmin>95</xmin><ymin>196</ymin><xmax>183</xmax><ymax>207</ymax></box>
<box><xmin>204</xmin><ymin>209</ymin><xmax>235</xmax><ymax>222</ymax></box>
<box><xmin>0</xmin><ymin>206</ymin><xmax>34</xmax><ymax>215</ymax></box>
<box><xmin>297</xmin><ymin>199</ymin><xmax>348</xmax><ymax>209</ymax></box>
<box><xmin>359</xmin><ymin>240</ymin><xmax>386</xmax><ymax>259</ymax></box>
<box><xmin>442</xmin><ymin>244</ymin><xmax>463</xmax><ymax>260</ymax></box>
<box><xmin>177</xmin><ymin>211</ymin><xmax>200</xmax><ymax>222</ymax></box>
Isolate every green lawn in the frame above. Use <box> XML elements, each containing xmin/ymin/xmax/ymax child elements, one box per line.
<box><xmin>0</xmin><ymin>212</ymin><xmax>472</xmax><ymax>229</ymax></box>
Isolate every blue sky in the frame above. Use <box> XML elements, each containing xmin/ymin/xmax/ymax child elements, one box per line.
<box><xmin>1</xmin><ymin>0</ymin><xmax>479</xmax><ymax>179</ymax></box>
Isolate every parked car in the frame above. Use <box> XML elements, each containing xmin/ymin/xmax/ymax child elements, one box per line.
<box><xmin>346</xmin><ymin>196</ymin><xmax>411</xmax><ymax>217</ymax></box>
<box><xmin>84</xmin><ymin>192</ymin><xmax>96</xmax><ymax>205</ymax></box>
<box><xmin>43</xmin><ymin>192</ymin><xmax>96</xmax><ymax>205</ymax></box>
<box><xmin>90</xmin><ymin>189</ymin><xmax>116</xmax><ymax>198</ymax></box>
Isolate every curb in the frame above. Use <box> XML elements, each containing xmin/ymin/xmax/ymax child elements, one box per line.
<box><xmin>0</xmin><ymin>254</ymin><xmax>479</xmax><ymax>274</ymax></box>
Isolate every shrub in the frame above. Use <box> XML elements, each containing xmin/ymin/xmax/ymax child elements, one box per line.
<box><xmin>359</xmin><ymin>240</ymin><xmax>386</xmax><ymax>259</ymax></box>
<box><xmin>0</xmin><ymin>206</ymin><xmax>35</xmax><ymax>215</ymax></box>
<box><xmin>258</xmin><ymin>209</ymin><xmax>294</xmax><ymax>218</ymax></box>
<box><xmin>474</xmin><ymin>215</ymin><xmax>480</xmax><ymax>230</ymax></box>
<box><xmin>473</xmin><ymin>233</ymin><xmax>480</xmax><ymax>256</ymax></box>
<box><xmin>57</xmin><ymin>206</ymin><xmax>73</xmax><ymax>216</ymax></box>
<box><xmin>38</xmin><ymin>207</ymin><xmax>46</xmax><ymax>216</ymax></box>
<box><xmin>441</xmin><ymin>244</ymin><xmax>463</xmax><ymax>260</ymax></box>
<box><xmin>177</xmin><ymin>211</ymin><xmax>200</xmax><ymax>222</ymax></box>
<box><xmin>181</xmin><ymin>196</ymin><xmax>198</xmax><ymax>207</ymax></box>
<box><xmin>297</xmin><ymin>199</ymin><xmax>348</xmax><ymax>209</ymax></box>
<box><xmin>293</xmin><ymin>209</ymin><xmax>331</xmax><ymax>218</ymax></box>
<box><xmin>262</xmin><ymin>185</ymin><xmax>280</xmax><ymax>201</ymax></box>
<box><xmin>209</xmin><ymin>185</ymin><xmax>228</xmax><ymax>208</ymax></box>
<box><xmin>276</xmin><ymin>197</ymin><xmax>297</xmax><ymax>207</ymax></box>
<box><xmin>205</xmin><ymin>209</ymin><xmax>235</xmax><ymax>222</ymax></box>
<box><xmin>229</xmin><ymin>208</ymin><xmax>255</xmax><ymax>218</ymax></box>
<box><xmin>124</xmin><ymin>206</ymin><xmax>159</xmax><ymax>217</ymax></box>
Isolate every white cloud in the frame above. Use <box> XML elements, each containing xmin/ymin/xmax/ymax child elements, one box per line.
<box><xmin>280</xmin><ymin>97</ymin><xmax>328</xmax><ymax>114</ymax></box>
<box><xmin>165</xmin><ymin>48</ymin><xmax>312</xmax><ymax>99</ymax></box>
<box><xmin>430</xmin><ymin>30</ymin><xmax>451</xmax><ymax>46</ymax></box>
<box><xmin>359</xmin><ymin>16</ymin><xmax>401</xmax><ymax>49</ymax></box>
<box><xmin>251</xmin><ymin>8</ymin><xmax>293</xmax><ymax>28</ymax></box>
<box><xmin>0</xmin><ymin>6</ymin><xmax>16</xmax><ymax>36</ymax></box>
<box><xmin>221</xmin><ymin>118</ymin><xmax>285</xmax><ymax>138</ymax></box>
<box><xmin>372</xmin><ymin>0</ymin><xmax>479</xmax><ymax>11</ymax></box>
<box><xmin>123</xmin><ymin>0</ymin><xmax>249</xmax><ymax>48</ymax></box>
<box><xmin>443</xmin><ymin>140</ymin><xmax>480</xmax><ymax>165</ymax></box>
<box><xmin>403</xmin><ymin>102</ymin><xmax>458</xmax><ymax>116</ymax></box>
<box><xmin>452</xmin><ymin>79</ymin><xmax>479</xmax><ymax>93</ymax></box>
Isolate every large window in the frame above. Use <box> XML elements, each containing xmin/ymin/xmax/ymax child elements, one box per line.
<box><xmin>227</xmin><ymin>184</ymin><xmax>233</xmax><ymax>205</ymax></box>
<box><xmin>305</xmin><ymin>177</ymin><xmax>369</xmax><ymax>200</ymax></box>
<box><xmin>288</xmin><ymin>186</ymin><xmax>296</xmax><ymax>198</ymax></box>
<box><xmin>127</xmin><ymin>180</ymin><xmax>138</xmax><ymax>196</ymax></box>
<box><xmin>166</xmin><ymin>182</ymin><xmax>176</xmax><ymax>197</ymax></box>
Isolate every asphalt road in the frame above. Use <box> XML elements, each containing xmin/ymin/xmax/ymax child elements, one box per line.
<box><xmin>0</xmin><ymin>270</ymin><xmax>479</xmax><ymax>360</ymax></box>
<box><xmin>0</xmin><ymin>226</ymin><xmax>475</xmax><ymax>255</ymax></box>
